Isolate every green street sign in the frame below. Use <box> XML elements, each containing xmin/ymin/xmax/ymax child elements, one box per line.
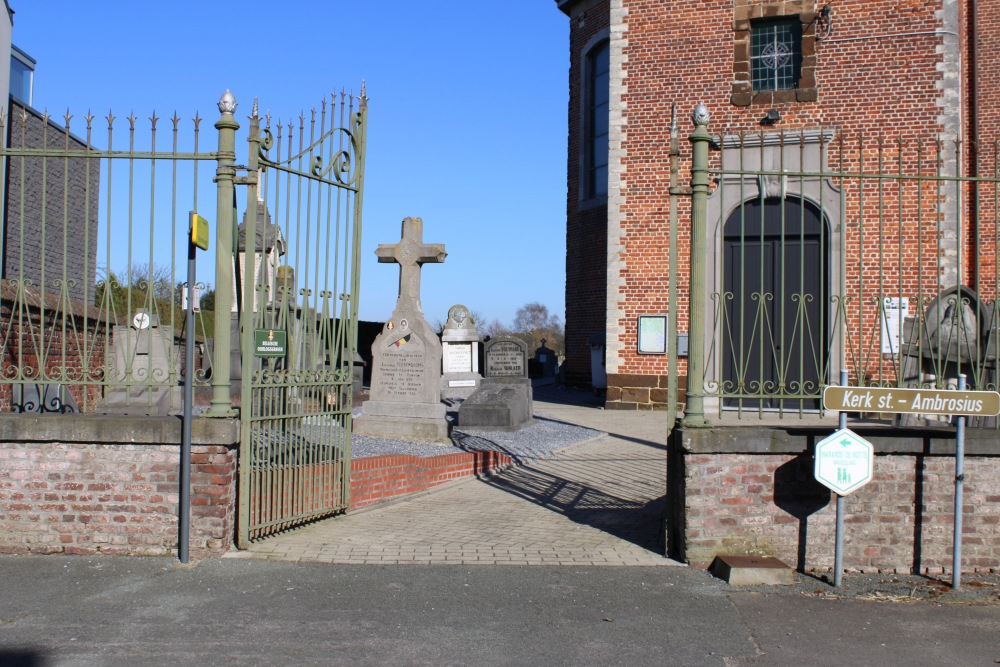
<box><xmin>254</xmin><ymin>329</ymin><xmax>287</xmax><ymax>357</ymax></box>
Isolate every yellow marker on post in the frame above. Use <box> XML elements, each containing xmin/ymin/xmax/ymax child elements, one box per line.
<box><xmin>190</xmin><ymin>211</ymin><xmax>210</xmax><ymax>251</ymax></box>
<box><xmin>180</xmin><ymin>210</ymin><xmax>210</xmax><ymax>563</ymax></box>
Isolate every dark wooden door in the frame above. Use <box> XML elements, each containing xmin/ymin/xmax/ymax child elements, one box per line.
<box><xmin>723</xmin><ymin>197</ymin><xmax>827</xmax><ymax>410</ymax></box>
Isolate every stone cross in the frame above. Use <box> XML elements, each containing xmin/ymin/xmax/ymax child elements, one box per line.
<box><xmin>375</xmin><ymin>217</ymin><xmax>446</xmax><ymax>308</ymax></box>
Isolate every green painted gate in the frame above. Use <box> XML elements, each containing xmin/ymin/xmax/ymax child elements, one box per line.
<box><xmin>232</xmin><ymin>92</ymin><xmax>368</xmax><ymax>547</ymax></box>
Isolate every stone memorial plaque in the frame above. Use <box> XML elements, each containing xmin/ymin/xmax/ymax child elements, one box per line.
<box><xmin>485</xmin><ymin>338</ymin><xmax>527</xmax><ymax>378</ymax></box>
<box><xmin>444</xmin><ymin>342</ymin><xmax>473</xmax><ymax>374</ymax></box>
<box><xmin>377</xmin><ymin>333</ymin><xmax>426</xmax><ymax>401</ymax></box>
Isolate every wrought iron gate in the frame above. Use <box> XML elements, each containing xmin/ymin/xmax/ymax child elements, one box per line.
<box><xmin>235</xmin><ymin>92</ymin><xmax>367</xmax><ymax>546</ymax></box>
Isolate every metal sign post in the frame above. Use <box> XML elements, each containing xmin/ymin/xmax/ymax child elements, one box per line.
<box><xmin>953</xmin><ymin>374</ymin><xmax>967</xmax><ymax>591</ymax></box>
<box><xmin>822</xmin><ymin>374</ymin><xmax>997</xmax><ymax>591</ymax></box>
<box><xmin>835</xmin><ymin>370</ymin><xmax>847</xmax><ymax>587</ymax></box>
<box><xmin>180</xmin><ymin>212</ymin><xmax>210</xmax><ymax>564</ymax></box>
<box><xmin>816</xmin><ymin>371</ymin><xmax>877</xmax><ymax>587</ymax></box>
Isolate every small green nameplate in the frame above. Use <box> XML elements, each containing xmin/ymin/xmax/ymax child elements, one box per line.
<box><xmin>254</xmin><ymin>329</ymin><xmax>287</xmax><ymax>357</ymax></box>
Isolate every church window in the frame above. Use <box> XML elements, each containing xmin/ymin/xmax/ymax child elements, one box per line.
<box><xmin>751</xmin><ymin>19</ymin><xmax>802</xmax><ymax>92</ymax></box>
<box><xmin>730</xmin><ymin>3</ymin><xmax>817</xmax><ymax>107</ymax></box>
<box><xmin>586</xmin><ymin>41</ymin><xmax>610</xmax><ymax>199</ymax></box>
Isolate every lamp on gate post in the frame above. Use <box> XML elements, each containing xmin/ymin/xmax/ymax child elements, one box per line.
<box><xmin>683</xmin><ymin>103</ymin><xmax>711</xmax><ymax>427</ymax></box>
<box><xmin>208</xmin><ymin>90</ymin><xmax>239</xmax><ymax>416</ymax></box>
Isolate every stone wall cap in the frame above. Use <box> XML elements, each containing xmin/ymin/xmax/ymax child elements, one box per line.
<box><xmin>0</xmin><ymin>414</ymin><xmax>240</xmax><ymax>446</ymax></box>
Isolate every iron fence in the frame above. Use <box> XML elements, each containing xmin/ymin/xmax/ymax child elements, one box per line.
<box><xmin>0</xmin><ymin>100</ymin><xmax>217</xmax><ymax>414</ymax></box>
<box><xmin>687</xmin><ymin>123</ymin><xmax>1000</xmax><ymax>422</ymax></box>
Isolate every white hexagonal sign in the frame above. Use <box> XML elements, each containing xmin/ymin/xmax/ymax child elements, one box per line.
<box><xmin>814</xmin><ymin>428</ymin><xmax>874</xmax><ymax>496</ymax></box>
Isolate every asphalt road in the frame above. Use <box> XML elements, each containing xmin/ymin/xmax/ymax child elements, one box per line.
<box><xmin>1</xmin><ymin>556</ymin><xmax>998</xmax><ymax>666</ymax></box>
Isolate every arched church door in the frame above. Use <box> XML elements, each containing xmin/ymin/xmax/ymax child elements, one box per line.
<box><xmin>722</xmin><ymin>197</ymin><xmax>828</xmax><ymax>410</ymax></box>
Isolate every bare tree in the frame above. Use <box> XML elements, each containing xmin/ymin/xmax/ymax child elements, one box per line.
<box><xmin>511</xmin><ymin>302</ymin><xmax>563</xmax><ymax>353</ymax></box>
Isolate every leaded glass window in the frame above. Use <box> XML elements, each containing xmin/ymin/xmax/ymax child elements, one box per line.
<box><xmin>587</xmin><ymin>42</ymin><xmax>610</xmax><ymax>198</ymax></box>
<box><xmin>751</xmin><ymin>19</ymin><xmax>802</xmax><ymax>91</ymax></box>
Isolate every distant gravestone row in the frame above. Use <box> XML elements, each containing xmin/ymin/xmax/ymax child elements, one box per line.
<box><xmin>355</xmin><ymin>216</ymin><xmax>550</xmax><ymax>441</ymax></box>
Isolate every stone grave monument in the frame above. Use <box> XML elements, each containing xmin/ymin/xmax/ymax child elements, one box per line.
<box><xmin>440</xmin><ymin>304</ymin><xmax>482</xmax><ymax>401</ymax></box>
<box><xmin>354</xmin><ymin>217</ymin><xmax>450</xmax><ymax>442</ymax></box>
<box><xmin>898</xmin><ymin>285</ymin><xmax>999</xmax><ymax>427</ymax></box>
<box><xmin>103</xmin><ymin>309</ymin><xmax>182</xmax><ymax>414</ymax></box>
<box><xmin>459</xmin><ymin>335</ymin><xmax>533</xmax><ymax>430</ymax></box>
<box><xmin>532</xmin><ymin>338</ymin><xmax>558</xmax><ymax>387</ymax></box>
<box><xmin>229</xmin><ymin>200</ymin><xmax>287</xmax><ymax>387</ymax></box>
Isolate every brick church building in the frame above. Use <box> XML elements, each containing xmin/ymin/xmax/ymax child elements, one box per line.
<box><xmin>555</xmin><ymin>0</ymin><xmax>1000</xmax><ymax>414</ymax></box>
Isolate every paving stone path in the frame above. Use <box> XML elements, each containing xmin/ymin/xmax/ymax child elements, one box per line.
<box><xmin>228</xmin><ymin>395</ymin><xmax>677</xmax><ymax>566</ymax></box>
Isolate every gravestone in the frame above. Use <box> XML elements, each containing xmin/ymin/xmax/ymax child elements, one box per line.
<box><xmin>354</xmin><ymin>217</ymin><xmax>450</xmax><ymax>442</ymax></box>
<box><xmin>532</xmin><ymin>338</ymin><xmax>558</xmax><ymax>387</ymax></box>
<box><xmin>459</xmin><ymin>335</ymin><xmax>533</xmax><ymax>430</ymax></box>
<box><xmin>103</xmin><ymin>309</ymin><xmax>182</xmax><ymax>414</ymax></box>
<box><xmin>440</xmin><ymin>304</ymin><xmax>482</xmax><ymax>401</ymax></box>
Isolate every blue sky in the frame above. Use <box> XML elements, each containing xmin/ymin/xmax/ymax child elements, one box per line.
<box><xmin>8</xmin><ymin>1</ymin><xmax>569</xmax><ymax>327</ymax></box>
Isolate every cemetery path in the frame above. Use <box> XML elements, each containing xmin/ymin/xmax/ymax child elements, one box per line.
<box><xmin>227</xmin><ymin>388</ymin><xmax>679</xmax><ymax>566</ymax></box>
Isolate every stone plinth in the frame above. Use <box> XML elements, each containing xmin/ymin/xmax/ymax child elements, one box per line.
<box><xmin>458</xmin><ymin>377</ymin><xmax>533</xmax><ymax>431</ymax></box>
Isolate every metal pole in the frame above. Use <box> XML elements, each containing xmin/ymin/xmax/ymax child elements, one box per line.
<box><xmin>682</xmin><ymin>103</ymin><xmax>711</xmax><ymax>427</ymax></box>
<box><xmin>834</xmin><ymin>369</ymin><xmax>848</xmax><ymax>587</ymax></box>
<box><xmin>208</xmin><ymin>91</ymin><xmax>238</xmax><ymax>416</ymax></box>
<box><xmin>179</xmin><ymin>219</ymin><xmax>196</xmax><ymax>563</ymax></box>
<box><xmin>952</xmin><ymin>373</ymin><xmax>966</xmax><ymax>590</ymax></box>
<box><xmin>235</xmin><ymin>105</ymin><xmax>261</xmax><ymax>550</ymax></box>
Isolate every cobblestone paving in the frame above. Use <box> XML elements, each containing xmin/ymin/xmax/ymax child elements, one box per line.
<box><xmin>228</xmin><ymin>398</ymin><xmax>678</xmax><ymax>566</ymax></box>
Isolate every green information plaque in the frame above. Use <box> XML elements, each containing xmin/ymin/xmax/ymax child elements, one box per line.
<box><xmin>254</xmin><ymin>329</ymin><xmax>287</xmax><ymax>357</ymax></box>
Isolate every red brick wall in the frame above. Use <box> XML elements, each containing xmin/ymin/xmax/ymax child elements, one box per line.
<box><xmin>0</xmin><ymin>441</ymin><xmax>236</xmax><ymax>557</ymax></box>
<box><xmin>350</xmin><ymin>450</ymin><xmax>512</xmax><ymax>511</ymax></box>
<box><xmin>563</xmin><ymin>2</ymin><xmax>611</xmax><ymax>387</ymax></box>
<box><xmin>672</xmin><ymin>428</ymin><xmax>1000</xmax><ymax>573</ymax></box>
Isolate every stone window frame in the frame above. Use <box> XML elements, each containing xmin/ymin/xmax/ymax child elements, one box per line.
<box><xmin>731</xmin><ymin>2</ymin><xmax>818</xmax><ymax>106</ymax></box>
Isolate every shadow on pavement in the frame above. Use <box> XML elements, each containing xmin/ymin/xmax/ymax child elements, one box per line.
<box><xmin>0</xmin><ymin>650</ymin><xmax>45</xmax><ymax>667</ymax></box>
<box><xmin>454</xmin><ymin>427</ymin><xmax>666</xmax><ymax>554</ymax></box>
<box><xmin>482</xmin><ymin>462</ymin><xmax>667</xmax><ymax>554</ymax></box>
<box><xmin>530</xmin><ymin>384</ymin><xmax>605</xmax><ymax>407</ymax></box>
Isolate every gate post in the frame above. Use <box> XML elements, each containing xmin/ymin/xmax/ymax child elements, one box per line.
<box><xmin>208</xmin><ymin>90</ymin><xmax>239</xmax><ymax>416</ymax></box>
<box><xmin>683</xmin><ymin>103</ymin><xmax>711</xmax><ymax>427</ymax></box>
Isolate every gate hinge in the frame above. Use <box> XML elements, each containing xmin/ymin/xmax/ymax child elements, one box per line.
<box><xmin>669</xmin><ymin>186</ymin><xmax>693</xmax><ymax>195</ymax></box>
<box><xmin>232</xmin><ymin>165</ymin><xmax>258</xmax><ymax>186</ymax></box>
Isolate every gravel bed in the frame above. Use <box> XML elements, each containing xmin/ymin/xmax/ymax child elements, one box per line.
<box><xmin>350</xmin><ymin>409</ymin><xmax>603</xmax><ymax>462</ymax></box>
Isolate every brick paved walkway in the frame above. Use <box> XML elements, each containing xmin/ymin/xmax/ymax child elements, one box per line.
<box><xmin>227</xmin><ymin>394</ymin><xmax>678</xmax><ymax>566</ymax></box>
